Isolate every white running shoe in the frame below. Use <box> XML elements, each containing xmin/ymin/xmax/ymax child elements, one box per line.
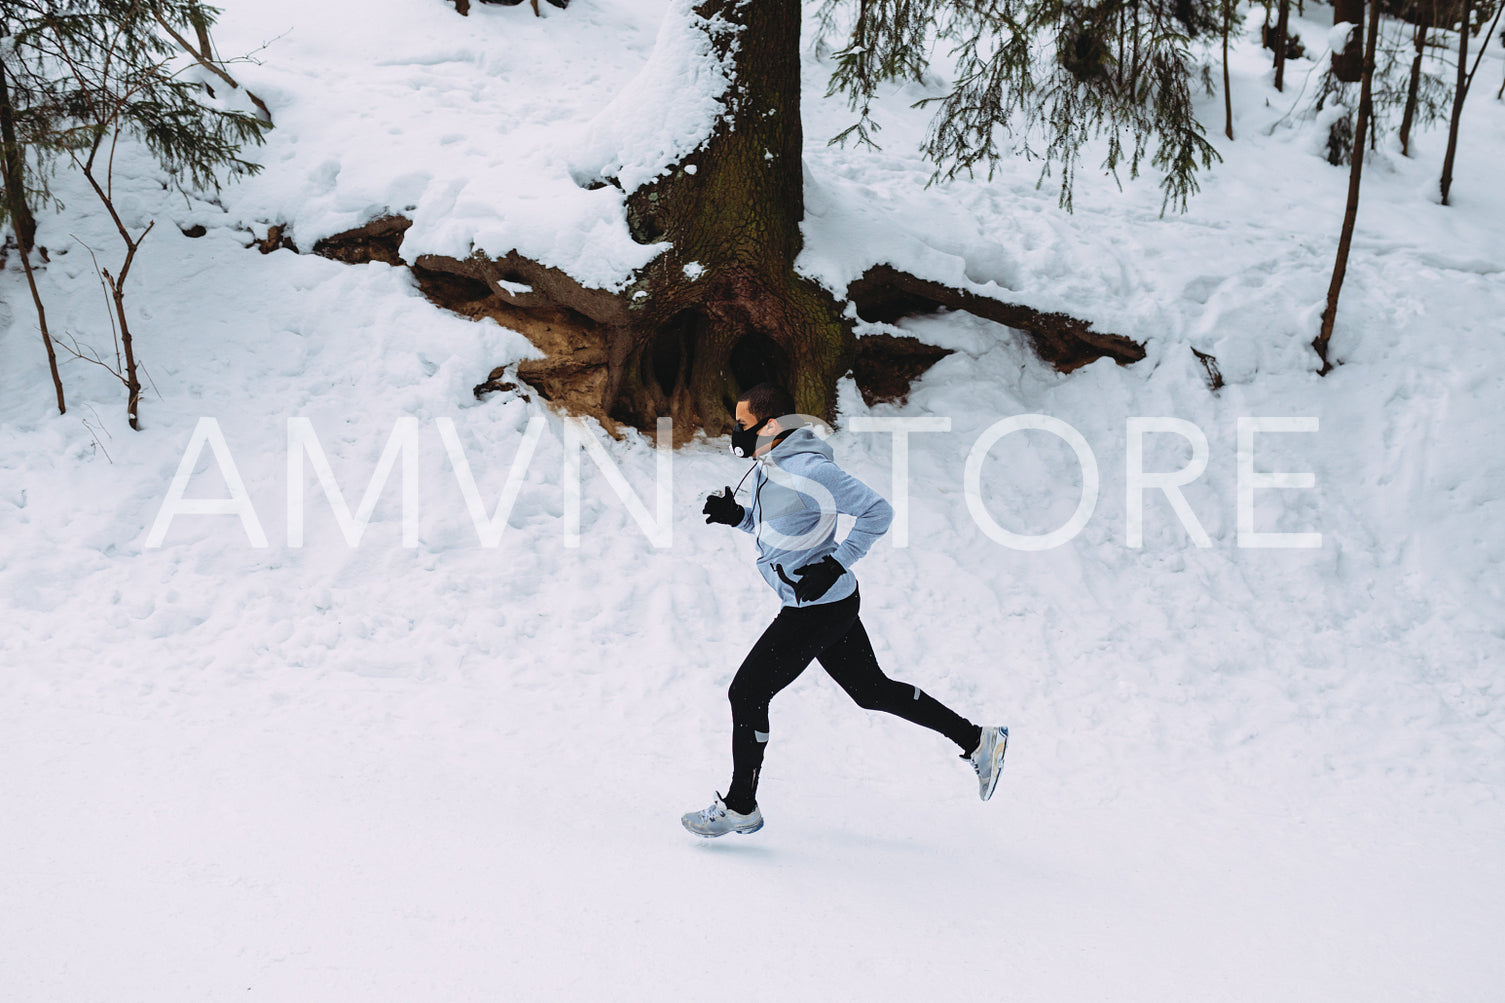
<box><xmin>681</xmin><ymin>794</ymin><xmax>764</xmax><ymax>837</ymax></box>
<box><xmin>966</xmin><ymin>726</ymin><xmax>1009</xmax><ymax>801</ymax></box>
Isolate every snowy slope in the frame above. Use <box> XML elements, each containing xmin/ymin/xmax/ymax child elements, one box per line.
<box><xmin>2</xmin><ymin>0</ymin><xmax>1503</xmax><ymax>999</ymax></box>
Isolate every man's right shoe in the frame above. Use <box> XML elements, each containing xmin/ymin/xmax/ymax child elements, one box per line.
<box><xmin>681</xmin><ymin>794</ymin><xmax>764</xmax><ymax>838</ymax></box>
<box><xmin>965</xmin><ymin>726</ymin><xmax>1009</xmax><ymax>801</ymax></box>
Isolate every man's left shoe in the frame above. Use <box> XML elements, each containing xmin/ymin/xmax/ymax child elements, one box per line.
<box><xmin>681</xmin><ymin>794</ymin><xmax>764</xmax><ymax>837</ymax></box>
<box><xmin>965</xmin><ymin>726</ymin><xmax>1009</xmax><ymax>801</ymax></box>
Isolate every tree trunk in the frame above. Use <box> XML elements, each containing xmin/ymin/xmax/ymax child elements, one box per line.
<box><xmin>104</xmin><ymin>264</ymin><xmax>144</xmax><ymax>430</ymax></box>
<box><xmin>1274</xmin><ymin>0</ymin><xmax>1291</xmax><ymax>90</ymax></box>
<box><xmin>154</xmin><ymin>9</ymin><xmax>273</xmax><ymax>123</ymax></box>
<box><xmin>1222</xmin><ymin>0</ymin><xmax>1234</xmax><ymax>139</ymax></box>
<box><xmin>0</xmin><ymin>53</ymin><xmax>65</xmax><ymax>415</ymax></box>
<box><xmin>606</xmin><ymin>0</ymin><xmax>851</xmax><ymax>436</ymax></box>
<box><xmin>1400</xmin><ymin>16</ymin><xmax>1428</xmax><ymax>156</ymax></box>
<box><xmin>1314</xmin><ymin>0</ymin><xmax>1381</xmax><ymax>373</ymax></box>
<box><xmin>1440</xmin><ymin>0</ymin><xmax>1473</xmax><ymax>203</ymax></box>
<box><xmin>1498</xmin><ymin>32</ymin><xmax>1505</xmax><ymax>98</ymax></box>
<box><xmin>1116</xmin><ymin>4</ymin><xmax>1125</xmax><ymax>90</ymax></box>
<box><xmin>80</xmin><ymin>153</ymin><xmax>154</xmax><ymax>430</ymax></box>
<box><xmin>1333</xmin><ymin>0</ymin><xmax>1366</xmax><ymax>82</ymax></box>
<box><xmin>0</xmin><ymin>59</ymin><xmax>37</xmax><ymax>254</ymax></box>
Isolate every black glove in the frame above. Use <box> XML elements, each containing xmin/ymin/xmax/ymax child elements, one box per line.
<box><xmin>792</xmin><ymin>555</ymin><xmax>845</xmax><ymax>603</ymax></box>
<box><xmin>702</xmin><ymin>486</ymin><xmax>745</xmax><ymax>526</ymax></box>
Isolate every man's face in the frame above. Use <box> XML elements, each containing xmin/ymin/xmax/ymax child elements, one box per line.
<box><xmin>734</xmin><ymin>400</ymin><xmax>781</xmax><ymax>456</ymax></box>
<box><xmin>734</xmin><ymin>400</ymin><xmax>760</xmax><ymax>431</ymax></box>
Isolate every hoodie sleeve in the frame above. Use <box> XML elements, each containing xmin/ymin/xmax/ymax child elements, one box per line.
<box><xmin>731</xmin><ymin>469</ymin><xmax>761</xmax><ymax>534</ymax></box>
<box><xmin>735</xmin><ymin>495</ymin><xmax>757</xmax><ymax>534</ymax></box>
<box><xmin>802</xmin><ymin>456</ymin><xmax>893</xmax><ymax>569</ymax></box>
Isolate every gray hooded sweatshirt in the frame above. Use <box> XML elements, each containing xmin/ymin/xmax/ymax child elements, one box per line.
<box><xmin>733</xmin><ymin>427</ymin><xmax>894</xmax><ymax>606</ymax></box>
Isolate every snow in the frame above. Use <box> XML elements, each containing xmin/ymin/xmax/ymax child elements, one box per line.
<box><xmin>1328</xmin><ymin>21</ymin><xmax>1358</xmax><ymax>55</ymax></box>
<box><xmin>570</xmin><ymin>0</ymin><xmax>737</xmax><ymax>194</ymax></box>
<box><xmin>2</xmin><ymin>0</ymin><xmax>1504</xmax><ymax>999</ymax></box>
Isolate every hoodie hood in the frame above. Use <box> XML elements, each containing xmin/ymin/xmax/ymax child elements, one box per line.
<box><xmin>760</xmin><ymin>426</ymin><xmax>832</xmax><ymax>466</ymax></box>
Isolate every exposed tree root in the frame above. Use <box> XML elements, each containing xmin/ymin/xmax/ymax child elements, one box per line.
<box><xmin>310</xmin><ymin>214</ymin><xmax>411</xmax><ymax>265</ymax></box>
<box><xmin>255</xmin><ymin>224</ymin><xmax>298</xmax><ymax>255</ymax></box>
<box><xmin>853</xmin><ymin>334</ymin><xmax>953</xmax><ymax>407</ymax></box>
<box><xmin>311</xmin><ymin>217</ymin><xmax>1145</xmax><ymax>435</ymax></box>
<box><xmin>846</xmin><ymin>264</ymin><xmax>1144</xmax><ymax>372</ymax></box>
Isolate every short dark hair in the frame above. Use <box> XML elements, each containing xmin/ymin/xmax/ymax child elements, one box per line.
<box><xmin>737</xmin><ymin>382</ymin><xmax>796</xmax><ymax>424</ymax></box>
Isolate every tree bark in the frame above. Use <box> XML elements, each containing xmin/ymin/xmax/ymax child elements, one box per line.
<box><xmin>1314</xmin><ymin>0</ymin><xmax>1380</xmax><ymax>373</ymax></box>
<box><xmin>0</xmin><ymin>58</ymin><xmax>37</xmax><ymax>254</ymax></box>
<box><xmin>104</xmin><ymin>260</ymin><xmax>145</xmax><ymax>431</ymax></box>
<box><xmin>1439</xmin><ymin>0</ymin><xmax>1472</xmax><ymax>203</ymax></box>
<box><xmin>1222</xmin><ymin>0</ymin><xmax>1234</xmax><ymax>139</ymax></box>
<box><xmin>1274</xmin><ymin>0</ymin><xmax>1291</xmax><ymax>91</ymax></box>
<box><xmin>1332</xmin><ymin>0</ymin><xmax>1366</xmax><ymax>82</ymax></box>
<box><xmin>0</xmin><ymin>52</ymin><xmax>66</xmax><ymax>415</ymax></box>
<box><xmin>1400</xmin><ymin>15</ymin><xmax>1428</xmax><ymax>156</ymax></box>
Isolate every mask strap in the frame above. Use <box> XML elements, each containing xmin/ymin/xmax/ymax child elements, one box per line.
<box><xmin>732</xmin><ymin>460</ymin><xmax>758</xmax><ymax>497</ymax></box>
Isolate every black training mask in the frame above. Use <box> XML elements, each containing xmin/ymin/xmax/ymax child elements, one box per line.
<box><xmin>730</xmin><ymin>416</ymin><xmax>771</xmax><ymax>458</ymax></box>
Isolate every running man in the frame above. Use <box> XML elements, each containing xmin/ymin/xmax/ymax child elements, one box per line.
<box><xmin>682</xmin><ymin>382</ymin><xmax>1008</xmax><ymax>837</ymax></box>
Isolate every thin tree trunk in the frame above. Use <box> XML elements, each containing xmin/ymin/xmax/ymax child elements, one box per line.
<box><xmin>0</xmin><ymin>53</ymin><xmax>66</xmax><ymax>415</ymax></box>
<box><xmin>1440</xmin><ymin>0</ymin><xmax>1472</xmax><ymax>203</ymax></box>
<box><xmin>1274</xmin><ymin>0</ymin><xmax>1291</xmax><ymax>90</ymax></box>
<box><xmin>103</xmin><ymin>264</ymin><xmax>144</xmax><ymax>430</ymax></box>
<box><xmin>1440</xmin><ymin>0</ymin><xmax>1505</xmax><ymax>200</ymax></box>
<box><xmin>1497</xmin><ymin>29</ymin><xmax>1505</xmax><ymax>98</ymax></box>
<box><xmin>153</xmin><ymin>9</ymin><xmax>272</xmax><ymax>122</ymax></box>
<box><xmin>1400</xmin><ymin>18</ymin><xmax>1428</xmax><ymax>156</ymax></box>
<box><xmin>1314</xmin><ymin>0</ymin><xmax>1381</xmax><ymax>373</ymax></box>
<box><xmin>0</xmin><ymin>59</ymin><xmax>37</xmax><ymax>253</ymax></box>
<box><xmin>1223</xmin><ymin>0</ymin><xmax>1235</xmax><ymax>139</ymax></box>
<box><xmin>81</xmin><ymin>154</ymin><xmax>154</xmax><ymax>429</ymax></box>
<box><xmin>16</xmin><ymin>245</ymin><xmax>66</xmax><ymax>415</ymax></box>
<box><xmin>1116</xmin><ymin>4</ymin><xmax>1125</xmax><ymax>90</ymax></box>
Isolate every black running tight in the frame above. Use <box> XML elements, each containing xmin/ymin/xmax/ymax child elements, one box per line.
<box><xmin>723</xmin><ymin>589</ymin><xmax>980</xmax><ymax>813</ymax></box>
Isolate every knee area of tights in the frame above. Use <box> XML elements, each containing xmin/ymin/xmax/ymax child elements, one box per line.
<box><xmin>728</xmin><ymin>683</ymin><xmax>767</xmax><ymax>713</ymax></box>
<box><xmin>850</xmin><ymin>681</ymin><xmax>908</xmax><ymax>710</ymax></box>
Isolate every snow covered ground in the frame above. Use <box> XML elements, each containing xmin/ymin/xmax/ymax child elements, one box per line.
<box><xmin>2</xmin><ymin>0</ymin><xmax>1503</xmax><ymax>999</ymax></box>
